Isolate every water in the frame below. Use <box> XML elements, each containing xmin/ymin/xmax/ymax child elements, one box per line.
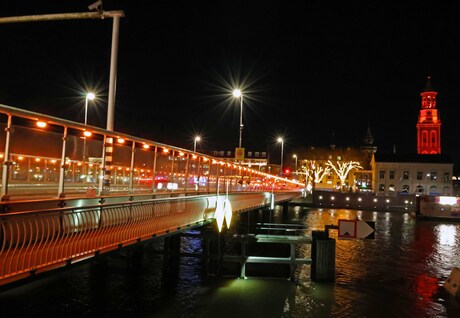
<box><xmin>2</xmin><ymin>206</ymin><xmax>460</xmax><ymax>317</ymax></box>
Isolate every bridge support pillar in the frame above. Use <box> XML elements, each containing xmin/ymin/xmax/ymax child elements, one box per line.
<box><xmin>311</xmin><ymin>231</ymin><xmax>335</xmax><ymax>282</ymax></box>
<box><xmin>282</xmin><ymin>203</ymin><xmax>289</xmax><ymax>215</ymax></box>
<box><xmin>163</xmin><ymin>234</ymin><xmax>181</xmax><ymax>275</ymax></box>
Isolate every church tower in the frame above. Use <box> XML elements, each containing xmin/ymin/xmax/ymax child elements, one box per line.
<box><xmin>417</xmin><ymin>76</ymin><xmax>441</xmax><ymax>154</ymax></box>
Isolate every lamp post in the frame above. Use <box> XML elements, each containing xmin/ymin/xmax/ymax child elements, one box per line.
<box><xmin>293</xmin><ymin>154</ymin><xmax>297</xmax><ymax>172</ymax></box>
<box><xmin>232</xmin><ymin>89</ymin><xmax>244</xmax><ymax>148</ymax></box>
<box><xmin>83</xmin><ymin>93</ymin><xmax>95</xmax><ymax>181</ymax></box>
<box><xmin>194</xmin><ymin>136</ymin><xmax>201</xmax><ymax>152</ymax></box>
<box><xmin>84</xmin><ymin>92</ymin><xmax>95</xmax><ymax>126</ymax></box>
<box><xmin>277</xmin><ymin>137</ymin><xmax>284</xmax><ymax>175</ymax></box>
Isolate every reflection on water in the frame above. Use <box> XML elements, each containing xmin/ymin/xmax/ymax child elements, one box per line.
<box><xmin>1</xmin><ymin>207</ymin><xmax>460</xmax><ymax>317</ymax></box>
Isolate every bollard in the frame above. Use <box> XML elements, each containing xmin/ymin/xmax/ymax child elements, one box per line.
<box><xmin>444</xmin><ymin>267</ymin><xmax>460</xmax><ymax>297</ymax></box>
<box><xmin>311</xmin><ymin>230</ymin><xmax>335</xmax><ymax>282</ymax></box>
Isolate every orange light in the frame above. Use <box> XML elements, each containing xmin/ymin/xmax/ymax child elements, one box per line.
<box><xmin>36</xmin><ymin>121</ymin><xmax>47</xmax><ymax>128</ymax></box>
<box><xmin>179</xmin><ymin>152</ymin><xmax>185</xmax><ymax>157</ymax></box>
<box><xmin>143</xmin><ymin>144</ymin><xmax>150</xmax><ymax>149</ymax></box>
<box><xmin>35</xmin><ymin>158</ymin><xmax>41</xmax><ymax>162</ymax></box>
<box><xmin>50</xmin><ymin>159</ymin><xmax>56</xmax><ymax>164</ymax></box>
<box><xmin>163</xmin><ymin>148</ymin><xmax>169</xmax><ymax>153</ymax></box>
<box><xmin>117</xmin><ymin>138</ymin><xmax>125</xmax><ymax>144</ymax></box>
<box><xmin>83</xmin><ymin>131</ymin><xmax>92</xmax><ymax>137</ymax></box>
<box><xmin>202</xmin><ymin>157</ymin><xmax>208</xmax><ymax>161</ymax></box>
<box><xmin>18</xmin><ymin>156</ymin><xmax>23</xmax><ymax>161</ymax></box>
<box><xmin>192</xmin><ymin>154</ymin><xmax>198</xmax><ymax>159</ymax></box>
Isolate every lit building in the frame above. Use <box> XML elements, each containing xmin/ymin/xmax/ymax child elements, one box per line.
<box><xmin>417</xmin><ymin>76</ymin><xmax>442</xmax><ymax>154</ymax></box>
<box><xmin>371</xmin><ymin>153</ymin><xmax>453</xmax><ymax>196</ymax></box>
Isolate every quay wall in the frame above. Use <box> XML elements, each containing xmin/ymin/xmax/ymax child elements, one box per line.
<box><xmin>311</xmin><ymin>190</ymin><xmax>417</xmax><ymax>212</ymax></box>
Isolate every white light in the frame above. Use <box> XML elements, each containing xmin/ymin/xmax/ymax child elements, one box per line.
<box><xmin>439</xmin><ymin>196</ymin><xmax>457</xmax><ymax>205</ymax></box>
<box><xmin>86</xmin><ymin>92</ymin><xmax>95</xmax><ymax>100</ymax></box>
<box><xmin>232</xmin><ymin>89</ymin><xmax>241</xmax><ymax>98</ymax></box>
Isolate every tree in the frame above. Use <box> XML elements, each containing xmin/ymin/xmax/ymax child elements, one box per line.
<box><xmin>326</xmin><ymin>160</ymin><xmax>363</xmax><ymax>190</ymax></box>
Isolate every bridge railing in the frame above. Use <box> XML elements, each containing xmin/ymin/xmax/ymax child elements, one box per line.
<box><xmin>0</xmin><ymin>104</ymin><xmax>304</xmax><ymax>200</ymax></box>
<box><xmin>0</xmin><ymin>191</ymin><xmax>299</xmax><ymax>287</ymax></box>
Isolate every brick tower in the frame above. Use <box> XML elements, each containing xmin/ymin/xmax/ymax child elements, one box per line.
<box><xmin>417</xmin><ymin>76</ymin><xmax>441</xmax><ymax>154</ymax></box>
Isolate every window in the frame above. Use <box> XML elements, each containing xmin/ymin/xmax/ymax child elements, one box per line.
<box><xmin>403</xmin><ymin>171</ymin><xmax>409</xmax><ymax>180</ymax></box>
<box><xmin>226</xmin><ymin>151</ymin><xmax>231</xmax><ymax>156</ymax></box>
<box><xmin>417</xmin><ymin>171</ymin><xmax>423</xmax><ymax>180</ymax></box>
<box><xmin>444</xmin><ymin>172</ymin><xmax>450</xmax><ymax>182</ymax></box>
<box><xmin>379</xmin><ymin>170</ymin><xmax>385</xmax><ymax>179</ymax></box>
<box><xmin>379</xmin><ymin>184</ymin><xmax>385</xmax><ymax>191</ymax></box>
<box><xmin>255</xmin><ymin>152</ymin><xmax>259</xmax><ymax>157</ymax></box>
<box><xmin>389</xmin><ymin>171</ymin><xmax>395</xmax><ymax>179</ymax></box>
<box><xmin>248</xmin><ymin>152</ymin><xmax>252</xmax><ymax>157</ymax></box>
<box><xmin>388</xmin><ymin>184</ymin><xmax>395</xmax><ymax>192</ymax></box>
<box><xmin>402</xmin><ymin>185</ymin><xmax>409</xmax><ymax>193</ymax></box>
<box><xmin>430</xmin><ymin>172</ymin><xmax>437</xmax><ymax>181</ymax></box>
<box><xmin>416</xmin><ymin>185</ymin><xmax>424</xmax><ymax>194</ymax></box>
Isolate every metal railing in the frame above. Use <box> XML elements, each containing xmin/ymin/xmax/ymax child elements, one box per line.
<box><xmin>0</xmin><ymin>191</ymin><xmax>299</xmax><ymax>287</ymax></box>
<box><xmin>0</xmin><ymin>103</ymin><xmax>304</xmax><ymax>287</ymax></box>
<box><xmin>0</xmin><ymin>103</ymin><xmax>304</xmax><ymax>201</ymax></box>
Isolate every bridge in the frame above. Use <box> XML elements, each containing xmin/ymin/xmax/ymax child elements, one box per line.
<box><xmin>0</xmin><ymin>103</ymin><xmax>304</xmax><ymax>288</ymax></box>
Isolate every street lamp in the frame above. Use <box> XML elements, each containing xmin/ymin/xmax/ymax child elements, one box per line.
<box><xmin>84</xmin><ymin>92</ymin><xmax>96</xmax><ymax>126</ymax></box>
<box><xmin>277</xmin><ymin>137</ymin><xmax>284</xmax><ymax>175</ymax></box>
<box><xmin>194</xmin><ymin>136</ymin><xmax>201</xmax><ymax>152</ymax></box>
<box><xmin>293</xmin><ymin>154</ymin><xmax>298</xmax><ymax>172</ymax></box>
<box><xmin>232</xmin><ymin>89</ymin><xmax>244</xmax><ymax>148</ymax></box>
<box><xmin>83</xmin><ymin>92</ymin><xmax>95</xmax><ymax>176</ymax></box>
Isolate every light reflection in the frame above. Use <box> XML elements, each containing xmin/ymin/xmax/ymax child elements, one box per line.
<box><xmin>436</xmin><ymin>224</ymin><xmax>456</xmax><ymax>246</ymax></box>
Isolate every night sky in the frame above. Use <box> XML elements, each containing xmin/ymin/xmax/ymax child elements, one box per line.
<box><xmin>1</xmin><ymin>1</ymin><xmax>460</xmax><ymax>163</ymax></box>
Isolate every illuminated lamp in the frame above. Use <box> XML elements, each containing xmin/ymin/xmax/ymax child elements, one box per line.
<box><xmin>179</xmin><ymin>152</ymin><xmax>185</xmax><ymax>157</ymax></box>
<box><xmin>163</xmin><ymin>148</ymin><xmax>169</xmax><ymax>153</ymax></box>
<box><xmin>36</xmin><ymin>121</ymin><xmax>47</xmax><ymax>128</ymax></box>
<box><xmin>143</xmin><ymin>144</ymin><xmax>150</xmax><ymax>149</ymax></box>
<box><xmin>117</xmin><ymin>138</ymin><xmax>125</xmax><ymax>144</ymax></box>
<box><xmin>192</xmin><ymin>154</ymin><xmax>198</xmax><ymax>159</ymax></box>
<box><xmin>83</xmin><ymin>131</ymin><xmax>92</xmax><ymax>137</ymax></box>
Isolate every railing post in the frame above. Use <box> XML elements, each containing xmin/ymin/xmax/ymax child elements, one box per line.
<box><xmin>196</xmin><ymin>156</ymin><xmax>201</xmax><ymax>192</ymax></box>
<box><xmin>151</xmin><ymin>146</ymin><xmax>158</xmax><ymax>193</ymax></box>
<box><xmin>184</xmin><ymin>153</ymin><xmax>190</xmax><ymax>192</ymax></box>
<box><xmin>1</xmin><ymin>114</ymin><xmax>13</xmax><ymax>201</ymax></box>
<box><xmin>57</xmin><ymin>126</ymin><xmax>68</xmax><ymax>198</ymax></box>
<box><xmin>128</xmin><ymin>141</ymin><xmax>135</xmax><ymax>193</ymax></box>
<box><xmin>103</xmin><ymin>137</ymin><xmax>113</xmax><ymax>194</ymax></box>
<box><xmin>98</xmin><ymin>134</ymin><xmax>107</xmax><ymax>196</ymax></box>
<box><xmin>170</xmin><ymin>150</ymin><xmax>175</xmax><ymax>192</ymax></box>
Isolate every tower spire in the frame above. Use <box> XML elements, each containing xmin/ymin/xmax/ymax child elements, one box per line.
<box><xmin>417</xmin><ymin>76</ymin><xmax>441</xmax><ymax>154</ymax></box>
<box><xmin>424</xmin><ymin>75</ymin><xmax>434</xmax><ymax>92</ymax></box>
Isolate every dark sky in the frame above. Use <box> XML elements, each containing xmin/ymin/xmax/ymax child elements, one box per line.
<box><xmin>1</xmin><ymin>1</ymin><xmax>460</xmax><ymax>162</ymax></box>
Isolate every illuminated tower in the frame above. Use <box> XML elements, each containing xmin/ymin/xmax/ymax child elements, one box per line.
<box><xmin>417</xmin><ymin>76</ymin><xmax>441</xmax><ymax>154</ymax></box>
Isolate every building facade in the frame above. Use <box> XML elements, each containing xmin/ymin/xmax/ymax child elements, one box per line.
<box><xmin>371</xmin><ymin>153</ymin><xmax>453</xmax><ymax>196</ymax></box>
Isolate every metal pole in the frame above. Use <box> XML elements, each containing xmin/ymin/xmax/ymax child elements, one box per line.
<box><xmin>128</xmin><ymin>141</ymin><xmax>135</xmax><ymax>193</ymax></box>
<box><xmin>194</xmin><ymin>140</ymin><xmax>197</xmax><ymax>152</ymax></box>
<box><xmin>280</xmin><ymin>141</ymin><xmax>284</xmax><ymax>174</ymax></box>
<box><xmin>1</xmin><ymin>115</ymin><xmax>13</xmax><ymax>200</ymax></box>
<box><xmin>106</xmin><ymin>15</ymin><xmax>120</xmax><ymax>131</ymax></box>
<box><xmin>98</xmin><ymin>134</ymin><xmax>107</xmax><ymax>196</ymax></box>
<box><xmin>82</xmin><ymin>96</ymin><xmax>88</xmax><ymax>169</ymax></box>
<box><xmin>152</xmin><ymin>146</ymin><xmax>158</xmax><ymax>193</ymax></box>
<box><xmin>239</xmin><ymin>95</ymin><xmax>243</xmax><ymax>149</ymax></box>
<box><xmin>58</xmin><ymin>126</ymin><xmax>68</xmax><ymax>198</ymax></box>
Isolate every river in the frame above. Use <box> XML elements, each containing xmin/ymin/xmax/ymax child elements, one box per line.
<box><xmin>1</xmin><ymin>205</ymin><xmax>460</xmax><ymax>317</ymax></box>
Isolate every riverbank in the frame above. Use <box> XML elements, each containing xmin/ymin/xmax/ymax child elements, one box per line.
<box><xmin>289</xmin><ymin>191</ymin><xmax>417</xmax><ymax>213</ymax></box>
